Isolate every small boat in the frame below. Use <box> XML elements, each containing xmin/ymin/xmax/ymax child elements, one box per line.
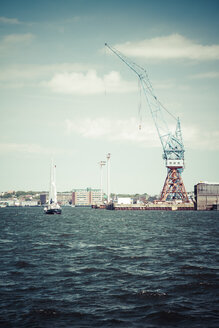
<box><xmin>44</xmin><ymin>160</ymin><xmax>62</xmax><ymax>215</ymax></box>
<box><xmin>44</xmin><ymin>204</ymin><xmax>61</xmax><ymax>214</ymax></box>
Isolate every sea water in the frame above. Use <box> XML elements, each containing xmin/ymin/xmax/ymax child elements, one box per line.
<box><xmin>0</xmin><ymin>207</ymin><xmax>218</xmax><ymax>327</ymax></box>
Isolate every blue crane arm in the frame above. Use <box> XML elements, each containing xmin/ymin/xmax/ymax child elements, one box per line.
<box><xmin>105</xmin><ymin>43</ymin><xmax>185</xmax><ymax>162</ymax></box>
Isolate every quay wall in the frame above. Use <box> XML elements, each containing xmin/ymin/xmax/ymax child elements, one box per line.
<box><xmin>96</xmin><ymin>203</ymin><xmax>195</xmax><ymax>211</ymax></box>
<box><xmin>112</xmin><ymin>205</ymin><xmax>194</xmax><ymax>211</ymax></box>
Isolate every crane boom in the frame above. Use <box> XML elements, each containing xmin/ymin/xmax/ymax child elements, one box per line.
<box><xmin>105</xmin><ymin>43</ymin><xmax>185</xmax><ymax>164</ymax></box>
<box><xmin>105</xmin><ymin>43</ymin><xmax>189</xmax><ymax>202</ymax></box>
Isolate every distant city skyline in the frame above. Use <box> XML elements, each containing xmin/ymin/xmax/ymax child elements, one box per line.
<box><xmin>0</xmin><ymin>0</ymin><xmax>219</xmax><ymax>195</ymax></box>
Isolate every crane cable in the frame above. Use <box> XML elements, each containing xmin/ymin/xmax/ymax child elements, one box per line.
<box><xmin>140</xmin><ymin>76</ymin><xmax>177</xmax><ymax>121</ymax></box>
<box><xmin>105</xmin><ymin>43</ymin><xmax>177</xmax><ymax>122</ymax></box>
<box><xmin>138</xmin><ymin>79</ymin><xmax>142</xmax><ymax>130</ymax></box>
<box><xmin>104</xmin><ymin>46</ymin><xmax>107</xmax><ymax>96</ymax></box>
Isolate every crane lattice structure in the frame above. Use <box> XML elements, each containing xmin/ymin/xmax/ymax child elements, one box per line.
<box><xmin>105</xmin><ymin>43</ymin><xmax>189</xmax><ymax>202</ymax></box>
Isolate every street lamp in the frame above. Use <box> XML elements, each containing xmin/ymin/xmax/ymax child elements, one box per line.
<box><xmin>106</xmin><ymin>153</ymin><xmax>111</xmax><ymax>203</ymax></box>
<box><xmin>99</xmin><ymin>161</ymin><xmax>106</xmax><ymax>204</ymax></box>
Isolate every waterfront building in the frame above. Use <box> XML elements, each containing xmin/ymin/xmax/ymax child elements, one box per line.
<box><xmin>72</xmin><ymin>188</ymin><xmax>102</xmax><ymax>206</ymax></box>
<box><xmin>117</xmin><ymin>197</ymin><xmax>133</xmax><ymax>205</ymax></box>
<box><xmin>194</xmin><ymin>182</ymin><xmax>219</xmax><ymax>210</ymax></box>
<box><xmin>90</xmin><ymin>189</ymin><xmax>102</xmax><ymax>205</ymax></box>
<box><xmin>57</xmin><ymin>192</ymin><xmax>72</xmax><ymax>205</ymax></box>
<box><xmin>21</xmin><ymin>200</ymin><xmax>38</xmax><ymax>207</ymax></box>
<box><xmin>40</xmin><ymin>194</ymin><xmax>47</xmax><ymax>205</ymax></box>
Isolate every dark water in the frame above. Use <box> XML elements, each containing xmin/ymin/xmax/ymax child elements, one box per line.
<box><xmin>0</xmin><ymin>207</ymin><xmax>218</xmax><ymax>328</ymax></box>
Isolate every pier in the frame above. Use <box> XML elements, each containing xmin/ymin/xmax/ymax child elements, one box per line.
<box><xmin>93</xmin><ymin>203</ymin><xmax>194</xmax><ymax>211</ymax></box>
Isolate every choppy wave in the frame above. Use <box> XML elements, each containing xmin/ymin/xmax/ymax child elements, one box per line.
<box><xmin>0</xmin><ymin>207</ymin><xmax>218</xmax><ymax>327</ymax></box>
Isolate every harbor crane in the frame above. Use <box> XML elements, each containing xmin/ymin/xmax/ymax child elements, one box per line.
<box><xmin>105</xmin><ymin>43</ymin><xmax>189</xmax><ymax>202</ymax></box>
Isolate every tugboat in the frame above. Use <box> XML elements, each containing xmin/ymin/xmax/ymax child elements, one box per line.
<box><xmin>44</xmin><ymin>160</ymin><xmax>62</xmax><ymax>215</ymax></box>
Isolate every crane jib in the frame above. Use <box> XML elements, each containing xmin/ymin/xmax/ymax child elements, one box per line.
<box><xmin>105</xmin><ymin>42</ymin><xmax>185</xmax><ymax>162</ymax></box>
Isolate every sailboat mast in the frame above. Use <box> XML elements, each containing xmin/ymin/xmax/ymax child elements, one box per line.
<box><xmin>53</xmin><ymin>163</ymin><xmax>57</xmax><ymax>204</ymax></box>
<box><xmin>49</xmin><ymin>159</ymin><xmax>57</xmax><ymax>204</ymax></box>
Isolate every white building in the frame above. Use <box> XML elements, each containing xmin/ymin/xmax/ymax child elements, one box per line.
<box><xmin>117</xmin><ymin>197</ymin><xmax>133</xmax><ymax>205</ymax></box>
<box><xmin>21</xmin><ymin>200</ymin><xmax>38</xmax><ymax>207</ymax></box>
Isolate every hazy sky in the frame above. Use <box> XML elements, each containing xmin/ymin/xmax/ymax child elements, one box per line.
<box><xmin>0</xmin><ymin>0</ymin><xmax>219</xmax><ymax>195</ymax></box>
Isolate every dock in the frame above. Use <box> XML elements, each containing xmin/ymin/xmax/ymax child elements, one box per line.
<box><xmin>93</xmin><ymin>203</ymin><xmax>194</xmax><ymax>211</ymax></box>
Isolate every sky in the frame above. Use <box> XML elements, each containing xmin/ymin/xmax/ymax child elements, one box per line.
<box><xmin>0</xmin><ymin>0</ymin><xmax>219</xmax><ymax>195</ymax></box>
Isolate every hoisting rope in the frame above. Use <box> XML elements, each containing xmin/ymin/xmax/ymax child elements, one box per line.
<box><xmin>105</xmin><ymin>43</ymin><xmax>177</xmax><ymax>122</ymax></box>
<box><xmin>138</xmin><ymin>79</ymin><xmax>142</xmax><ymax>130</ymax></box>
<box><xmin>104</xmin><ymin>46</ymin><xmax>107</xmax><ymax>96</ymax></box>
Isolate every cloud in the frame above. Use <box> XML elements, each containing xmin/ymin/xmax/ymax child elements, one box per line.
<box><xmin>112</xmin><ymin>34</ymin><xmax>219</xmax><ymax>61</ymax></box>
<box><xmin>0</xmin><ymin>63</ymin><xmax>186</xmax><ymax>94</ymax></box>
<box><xmin>65</xmin><ymin>117</ymin><xmax>159</xmax><ymax>147</ymax></box>
<box><xmin>0</xmin><ymin>63</ymin><xmax>90</xmax><ymax>85</ymax></box>
<box><xmin>2</xmin><ymin>33</ymin><xmax>34</xmax><ymax>44</ymax></box>
<box><xmin>0</xmin><ymin>143</ymin><xmax>49</xmax><ymax>154</ymax></box>
<box><xmin>0</xmin><ymin>143</ymin><xmax>65</xmax><ymax>155</ymax></box>
<box><xmin>183</xmin><ymin>127</ymin><xmax>219</xmax><ymax>151</ymax></box>
<box><xmin>0</xmin><ymin>33</ymin><xmax>34</xmax><ymax>54</ymax></box>
<box><xmin>1</xmin><ymin>64</ymin><xmax>136</xmax><ymax>93</ymax></box>
<box><xmin>189</xmin><ymin>71</ymin><xmax>219</xmax><ymax>79</ymax></box>
<box><xmin>0</xmin><ymin>17</ymin><xmax>21</xmax><ymax>24</ymax></box>
<box><xmin>65</xmin><ymin>117</ymin><xmax>219</xmax><ymax>151</ymax></box>
<box><xmin>43</xmin><ymin>70</ymin><xmax>136</xmax><ymax>95</ymax></box>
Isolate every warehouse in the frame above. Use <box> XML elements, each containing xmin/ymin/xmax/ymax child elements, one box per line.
<box><xmin>194</xmin><ymin>182</ymin><xmax>219</xmax><ymax>210</ymax></box>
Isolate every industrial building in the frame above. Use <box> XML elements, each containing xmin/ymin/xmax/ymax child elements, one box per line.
<box><xmin>194</xmin><ymin>182</ymin><xmax>219</xmax><ymax>210</ymax></box>
<box><xmin>72</xmin><ymin>188</ymin><xmax>102</xmax><ymax>206</ymax></box>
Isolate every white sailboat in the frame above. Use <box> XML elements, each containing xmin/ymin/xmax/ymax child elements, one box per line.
<box><xmin>44</xmin><ymin>160</ymin><xmax>62</xmax><ymax>214</ymax></box>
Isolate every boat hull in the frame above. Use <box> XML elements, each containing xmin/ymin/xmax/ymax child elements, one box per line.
<box><xmin>44</xmin><ymin>208</ymin><xmax>62</xmax><ymax>215</ymax></box>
